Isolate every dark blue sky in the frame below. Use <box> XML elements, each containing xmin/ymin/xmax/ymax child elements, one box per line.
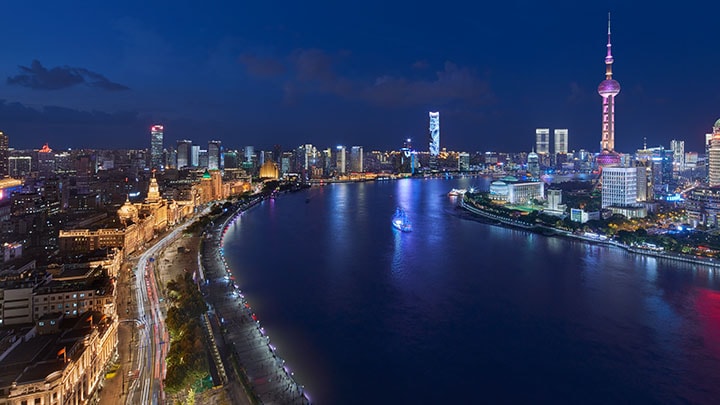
<box><xmin>1</xmin><ymin>1</ymin><xmax>718</xmax><ymax>153</ymax></box>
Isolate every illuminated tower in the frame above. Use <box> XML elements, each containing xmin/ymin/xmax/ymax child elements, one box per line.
<box><xmin>598</xmin><ymin>13</ymin><xmax>620</xmax><ymax>156</ymax></box>
<box><xmin>208</xmin><ymin>140</ymin><xmax>222</xmax><ymax>170</ymax></box>
<box><xmin>429</xmin><ymin>112</ymin><xmax>440</xmax><ymax>169</ymax></box>
<box><xmin>708</xmin><ymin>119</ymin><xmax>720</xmax><ymax>186</ymax></box>
<box><xmin>150</xmin><ymin>125</ymin><xmax>164</xmax><ymax>170</ymax></box>
<box><xmin>535</xmin><ymin>128</ymin><xmax>550</xmax><ymax>155</ymax></box>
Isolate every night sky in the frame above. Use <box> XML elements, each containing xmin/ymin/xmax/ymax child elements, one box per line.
<box><xmin>1</xmin><ymin>1</ymin><xmax>718</xmax><ymax>153</ymax></box>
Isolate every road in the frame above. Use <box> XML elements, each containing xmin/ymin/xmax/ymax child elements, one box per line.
<box><xmin>125</xmin><ymin>215</ymin><xmax>203</xmax><ymax>405</ymax></box>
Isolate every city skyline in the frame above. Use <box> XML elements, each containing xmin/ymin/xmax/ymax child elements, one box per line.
<box><xmin>0</xmin><ymin>3</ymin><xmax>719</xmax><ymax>153</ymax></box>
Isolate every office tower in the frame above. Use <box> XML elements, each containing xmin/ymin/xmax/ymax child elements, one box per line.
<box><xmin>350</xmin><ymin>146</ymin><xmax>364</xmax><ymax>172</ymax></box>
<box><xmin>191</xmin><ymin>145</ymin><xmax>200</xmax><ymax>167</ymax></box>
<box><xmin>0</xmin><ymin>131</ymin><xmax>8</xmax><ymax>177</ymax></box>
<box><xmin>554</xmin><ymin>129</ymin><xmax>568</xmax><ymax>155</ymax></box>
<box><xmin>458</xmin><ymin>152</ymin><xmax>470</xmax><ymax>172</ymax></box>
<box><xmin>670</xmin><ymin>140</ymin><xmax>684</xmax><ymax>171</ymax></box>
<box><xmin>706</xmin><ymin>133</ymin><xmax>713</xmax><ymax>183</ymax></box>
<box><xmin>176</xmin><ymin>140</ymin><xmax>192</xmax><ymax>168</ymax></box>
<box><xmin>601</xmin><ymin>167</ymin><xmax>637</xmax><ymax>208</ymax></box>
<box><xmin>8</xmin><ymin>156</ymin><xmax>31</xmax><ymax>178</ymax></box>
<box><xmin>598</xmin><ymin>13</ymin><xmax>621</xmax><ymax>167</ymax></box>
<box><xmin>535</xmin><ymin>128</ymin><xmax>550</xmax><ymax>155</ymax></box>
<box><xmin>198</xmin><ymin>149</ymin><xmax>208</xmax><ymax>168</ymax></box>
<box><xmin>150</xmin><ymin>125</ymin><xmax>163</xmax><ymax>170</ymax></box>
<box><xmin>527</xmin><ymin>150</ymin><xmax>540</xmax><ymax>179</ymax></box>
<box><xmin>208</xmin><ymin>140</ymin><xmax>222</xmax><ymax>170</ymax></box>
<box><xmin>336</xmin><ymin>145</ymin><xmax>347</xmax><ymax>174</ymax></box>
<box><xmin>244</xmin><ymin>146</ymin><xmax>255</xmax><ymax>164</ymax></box>
<box><xmin>708</xmin><ymin>119</ymin><xmax>720</xmax><ymax>186</ymax></box>
<box><xmin>223</xmin><ymin>150</ymin><xmax>239</xmax><ymax>169</ymax></box>
<box><xmin>273</xmin><ymin>144</ymin><xmax>282</xmax><ymax>164</ymax></box>
<box><xmin>37</xmin><ymin>143</ymin><xmax>56</xmax><ymax>179</ymax></box>
<box><xmin>429</xmin><ymin>112</ymin><xmax>440</xmax><ymax>169</ymax></box>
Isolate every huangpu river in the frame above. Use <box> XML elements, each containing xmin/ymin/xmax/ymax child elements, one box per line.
<box><xmin>221</xmin><ymin>177</ymin><xmax>720</xmax><ymax>404</ymax></box>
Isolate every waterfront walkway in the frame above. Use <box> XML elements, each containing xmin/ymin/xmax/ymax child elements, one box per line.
<box><xmin>200</xmin><ymin>199</ymin><xmax>311</xmax><ymax>405</ymax></box>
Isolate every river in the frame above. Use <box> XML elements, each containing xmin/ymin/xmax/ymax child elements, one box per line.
<box><xmin>222</xmin><ymin>177</ymin><xmax>720</xmax><ymax>404</ymax></box>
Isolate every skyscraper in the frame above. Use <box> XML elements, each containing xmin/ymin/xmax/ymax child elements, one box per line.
<box><xmin>350</xmin><ymin>146</ymin><xmax>363</xmax><ymax>172</ymax></box>
<box><xmin>150</xmin><ymin>125</ymin><xmax>164</xmax><ymax>170</ymax></box>
<box><xmin>208</xmin><ymin>140</ymin><xmax>222</xmax><ymax>170</ymax></box>
<box><xmin>336</xmin><ymin>145</ymin><xmax>347</xmax><ymax>174</ymax></box>
<box><xmin>707</xmin><ymin>119</ymin><xmax>720</xmax><ymax>186</ymax></box>
<box><xmin>176</xmin><ymin>140</ymin><xmax>192</xmax><ymax>168</ymax></box>
<box><xmin>554</xmin><ymin>129</ymin><xmax>568</xmax><ymax>155</ymax></box>
<box><xmin>598</xmin><ymin>13</ymin><xmax>621</xmax><ymax>160</ymax></box>
<box><xmin>601</xmin><ymin>167</ymin><xmax>637</xmax><ymax>208</ymax></box>
<box><xmin>670</xmin><ymin>139</ymin><xmax>684</xmax><ymax>171</ymax></box>
<box><xmin>535</xmin><ymin>128</ymin><xmax>550</xmax><ymax>155</ymax></box>
<box><xmin>0</xmin><ymin>131</ymin><xmax>8</xmax><ymax>177</ymax></box>
<box><xmin>429</xmin><ymin>112</ymin><xmax>440</xmax><ymax>169</ymax></box>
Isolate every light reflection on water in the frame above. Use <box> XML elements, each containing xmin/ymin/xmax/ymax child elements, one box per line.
<box><xmin>223</xmin><ymin>177</ymin><xmax>720</xmax><ymax>404</ymax></box>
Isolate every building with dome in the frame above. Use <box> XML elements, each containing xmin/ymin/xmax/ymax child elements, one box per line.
<box><xmin>259</xmin><ymin>160</ymin><xmax>279</xmax><ymax>180</ymax></box>
<box><xmin>489</xmin><ymin>176</ymin><xmax>545</xmax><ymax>204</ymax></box>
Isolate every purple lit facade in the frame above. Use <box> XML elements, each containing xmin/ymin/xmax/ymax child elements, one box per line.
<box><xmin>598</xmin><ymin>13</ymin><xmax>620</xmax><ymax>156</ymax></box>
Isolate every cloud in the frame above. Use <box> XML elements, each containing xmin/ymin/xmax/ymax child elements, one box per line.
<box><xmin>567</xmin><ymin>81</ymin><xmax>586</xmax><ymax>103</ymax></box>
<box><xmin>7</xmin><ymin>60</ymin><xmax>129</xmax><ymax>91</ymax></box>
<box><xmin>412</xmin><ymin>60</ymin><xmax>429</xmax><ymax>70</ymax></box>
<box><xmin>361</xmin><ymin>62</ymin><xmax>494</xmax><ymax>107</ymax></box>
<box><xmin>280</xmin><ymin>49</ymin><xmax>494</xmax><ymax>108</ymax></box>
<box><xmin>238</xmin><ymin>53</ymin><xmax>286</xmax><ymax>77</ymax></box>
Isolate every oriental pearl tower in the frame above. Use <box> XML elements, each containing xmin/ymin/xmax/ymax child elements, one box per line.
<box><xmin>597</xmin><ymin>13</ymin><xmax>621</xmax><ymax>167</ymax></box>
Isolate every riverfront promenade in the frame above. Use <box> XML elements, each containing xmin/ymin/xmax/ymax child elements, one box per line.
<box><xmin>200</xmin><ymin>199</ymin><xmax>311</xmax><ymax>404</ymax></box>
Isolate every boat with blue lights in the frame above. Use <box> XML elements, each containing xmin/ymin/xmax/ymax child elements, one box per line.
<box><xmin>392</xmin><ymin>207</ymin><xmax>412</xmax><ymax>232</ymax></box>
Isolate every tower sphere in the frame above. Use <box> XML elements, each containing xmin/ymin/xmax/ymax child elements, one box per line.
<box><xmin>714</xmin><ymin>118</ymin><xmax>720</xmax><ymax>129</ymax></box>
<box><xmin>598</xmin><ymin>79</ymin><xmax>620</xmax><ymax>97</ymax></box>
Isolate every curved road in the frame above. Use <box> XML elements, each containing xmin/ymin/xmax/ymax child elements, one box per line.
<box><xmin>126</xmin><ymin>212</ymin><xmax>206</xmax><ymax>405</ymax></box>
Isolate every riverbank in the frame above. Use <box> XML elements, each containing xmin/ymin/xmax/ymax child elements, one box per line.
<box><xmin>459</xmin><ymin>197</ymin><xmax>720</xmax><ymax>269</ymax></box>
<box><xmin>199</xmin><ymin>196</ymin><xmax>312</xmax><ymax>404</ymax></box>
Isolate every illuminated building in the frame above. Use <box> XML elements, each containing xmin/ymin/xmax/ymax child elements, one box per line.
<box><xmin>527</xmin><ymin>150</ymin><xmax>540</xmax><ymax>179</ymax></box>
<box><xmin>597</xmin><ymin>13</ymin><xmax>621</xmax><ymax>167</ymax></box>
<box><xmin>0</xmin><ymin>178</ymin><xmax>22</xmax><ymax>201</ymax></box>
<box><xmin>208</xmin><ymin>140</ymin><xmax>222</xmax><ymax>170</ymax></box>
<box><xmin>176</xmin><ymin>140</ymin><xmax>192</xmax><ymax>169</ymax></box>
<box><xmin>429</xmin><ymin>112</ymin><xmax>440</xmax><ymax>169</ymax></box>
<box><xmin>0</xmin><ymin>131</ymin><xmax>8</xmax><ymax>178</ymax></box>
<box><xmin>458</xmin><ymin>152</ymin><xmax>470</xmax><ymax>171</ymax></box>
<box><xmin>259</xmin><ymin>161</ymin><xmax>279</xmax><ymax>180</ymax></box>
<box><xmin>670</xmin><ymin>139</ymin><xmax>684</xmax><ymax>171</ymax></box>
<box><xmin>554</xmin><ymin>129</ymin><xmax>568</xmax><ymax>155</ymax></box>
<box><xmin>150</xmin><ymin>125</ymin><xmax>164</xmax><ymax>170</ymax></box>
<box><xmin>686</xmin><ymin>186</ymin><xmax>720</xmax><ymax>227</ymax></box>
<box><xmin>37</xmin><ymin>143</ymin><xmax>55</xmax><ymax>179</ymax></box>
<box><xmin>708</xmin><ymin>119</ymin><xmax>720</xmax><ymax>186</ymax></box>
<box><xmin>8</xmin><ymin>156</ymin><xmax>32</xmax><ymax>178</ymax></box>
<box><xmin>601</xmin><ymin>167</ymin><xmax>637</xmax><ymax>208</ymax></box>
<box><xmin>336</xmin><ymin>146</ymin><xmax>346</xmax><ymax>174</ymax></box>
<box><xmin>350</xmin><ymin>146</ymin><xmax>364</xmax><ymax>172</ymax></box>
<box><xmin>535</xmin><ymin>128</ymin><xmax>550</xmax><ymax>155</ymax></box>
<box><xmin>489</xmin><ymin>176</ymin><xmax>544</xmax><ymax>204</ymax></box>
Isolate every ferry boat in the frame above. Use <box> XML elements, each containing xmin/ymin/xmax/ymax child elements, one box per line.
<box><xmin>448</xmin><ymin>188</ymin><xmax>467</xmax><ymax>196</ymax></box>
<box><xmin>392</xmin><ymin>207</ymin><xmax>412</xmax><ymax>232</ymax></box>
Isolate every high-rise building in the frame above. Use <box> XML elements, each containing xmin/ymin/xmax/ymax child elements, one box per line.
<box><xmin>670</xmin><ymin>139</ymin><xmax>684</xmax><ymax>171</ymax></box>
<box><xmin>336</xmin><ymin>145</ymin><xmax>347</xmax><ymax>174</ymax></box>
<box><xmin>429</xmin><ymin>112</ymin><xmax>440</xmax><ymax>169</ymax></box>
<box><xmin>554</xmin><ymin>129</ymin><xmax>568</xmax><ymax>155</ymax></box>
<box><xmin>601</xmin><ymin>167</ymin><xmax>637</xmax><ymax>208</ymax></box>
<box><xmin>535</xmin><ymin>128</ymin><xmax>550</xmax><ymax>155</ymax></box>
<box><xmin>458</xmin><ymin>152</ymin><xmax>470</xmax><ymax>171</ymax></box>
<box><xmin>350</xmin><ymin>146</ymin><xmax>363</xmax><ymax>172</ymax></box>
<box><xmin>0</xmin><ymin>131</ymin><xmax>8</xmax><ymax>177</ymax></box>
<box><xmin>208</xmin><ymin>140</ymin><xmax>222</xmax><ymax>170</ymax></box>
<box><xmin>527</xmin><ymin>150</ymin><xmax>540</xmax><ymax>179</ymax></box>
<box><xmin>191</xmin><ymin>145</ymin><xmax>200</xmax><ymax>167</ymax></box>
<box><xmin>598</xmin><ymin>13</ymin><xmax>621</xmax><ymax>166</ymax></box>
<box><xmin>150</xmin><ymin>125</ymin><xmax>164</xmax><ymax>170</ymax></box>
<box><xmin>707</xmin><ymin>119</ymin><xmax>720</xmax><ymax>186</ymax></box>
<box><xmin>176</xmin><ymin>140</ymin><xmax>192</xmax><ymax>168</ymax></box>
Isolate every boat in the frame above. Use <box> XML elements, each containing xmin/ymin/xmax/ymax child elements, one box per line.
<box><xmin>392</xmin><ymin>207</ymin><xmax>412</xmax><ymax>232</ymax></box>
<box><xmin>448</xmin><ymin>188</ymin><xmax>467</xmax><ymax>196</ymax></box>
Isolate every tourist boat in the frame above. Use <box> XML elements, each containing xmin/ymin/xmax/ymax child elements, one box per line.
<box><xmin>392</xmin><ymin>207</ymin><xmax>412</xmax><ymax>232</ymax></box>
<box><xmin>448</xmin><ymin>188</ymin><xmax>467</xmax><ymax>196</ymax></box>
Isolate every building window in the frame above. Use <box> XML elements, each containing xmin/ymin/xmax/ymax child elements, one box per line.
<box><xmin>50</xmin><ymin>320</ymin><xmax>56</xmax><ymax>325</ymax></box>
<box><xmin>39</xmin><ymin>321</ymin><xmax>45</xmax><ymax>326</ymax></box>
